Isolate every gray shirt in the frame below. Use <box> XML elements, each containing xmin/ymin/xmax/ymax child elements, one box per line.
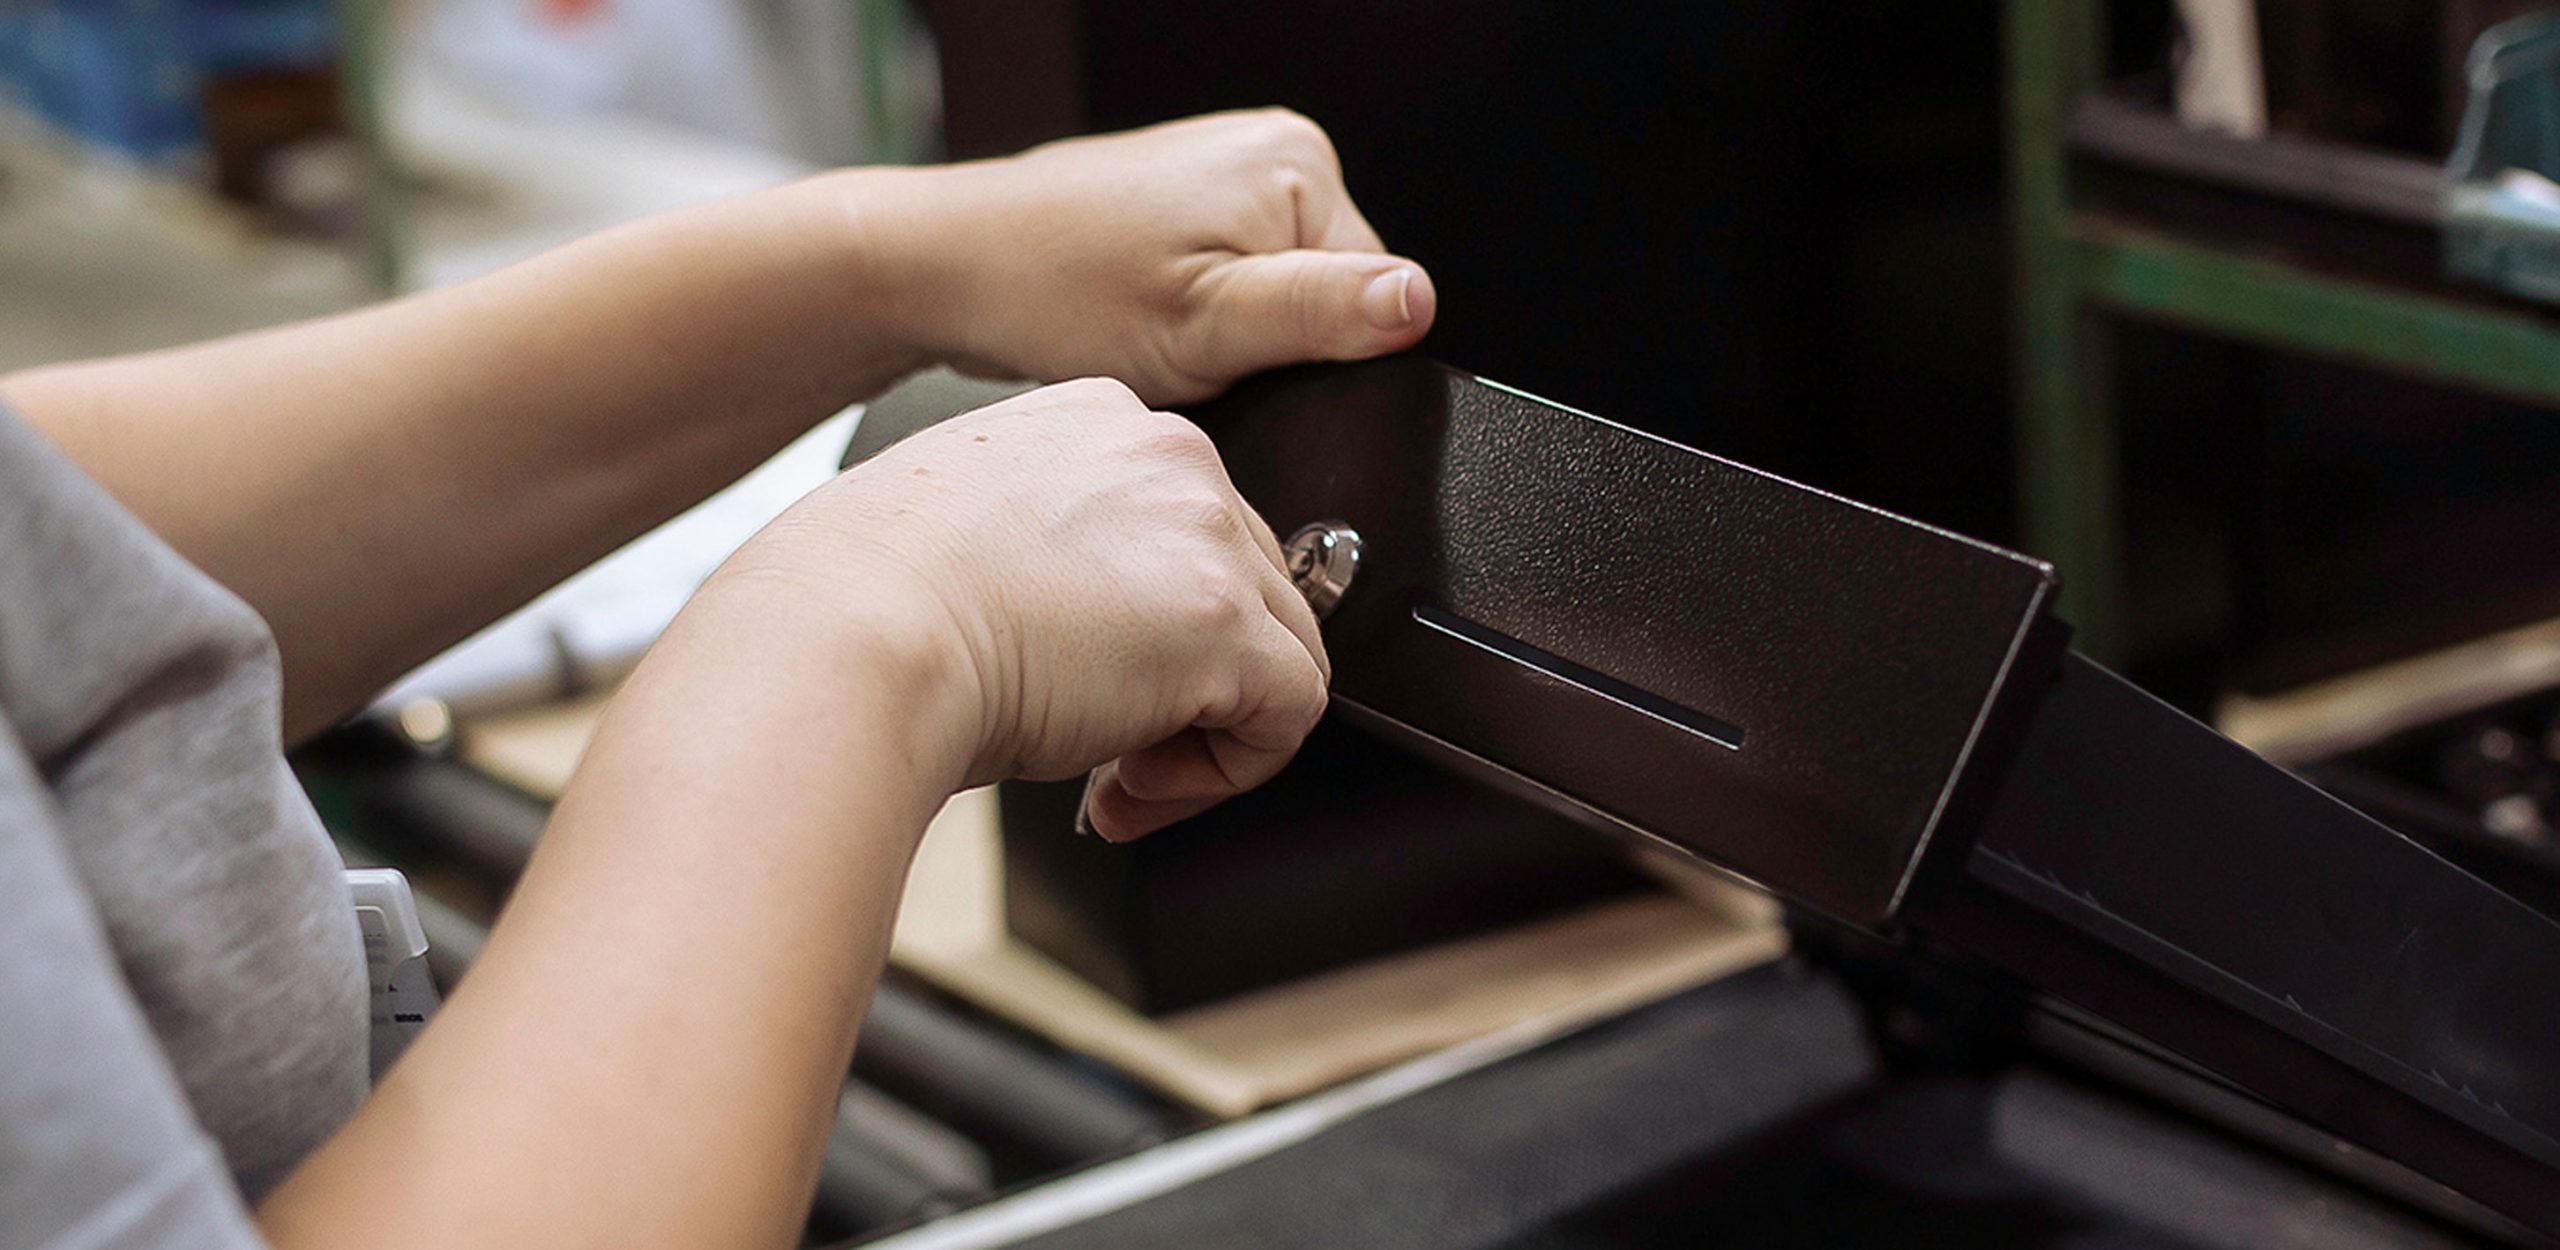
<box><xmin>0</xmin><ymin>406</ymin><xmax>368</xmax><ymax>1248</ymax></box>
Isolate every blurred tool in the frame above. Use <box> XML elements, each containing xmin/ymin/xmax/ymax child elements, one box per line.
<box><xmin>331</xmin><ymin>833</ymin><xmax>489</xmax><ymax>996</ymax></box>
<box><xmin>346</xmin><ymin>867</ymin><xmax>439</xmax><ymax>1079</ymax></box>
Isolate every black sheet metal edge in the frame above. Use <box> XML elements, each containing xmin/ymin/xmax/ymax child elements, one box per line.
<box><xmin>1942</xmin><ymin>652</ymin><xmax>2560</xmax><ymax>1237</ymax></box>
<box><xmin>1187</xmin><ymin>357</ymin><xmax>2058</xmax><ymax>925</ymax></box>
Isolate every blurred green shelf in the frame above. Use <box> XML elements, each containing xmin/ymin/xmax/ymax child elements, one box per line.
<box><xmin>2076</xmin><ymin>223</ymin><xmax>2560</xmax><ymax>406</ymax></box>
<box><xmin>2005</xmin><ymin>0</ymin><xmax>2560</xmax><ymax>664</ymax></box>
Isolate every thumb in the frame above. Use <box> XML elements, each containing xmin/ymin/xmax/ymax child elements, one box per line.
<box><xmin>1187</xmin><ymin>251</ymin><xmax>1437</xmax><ymax>381</ymax></box>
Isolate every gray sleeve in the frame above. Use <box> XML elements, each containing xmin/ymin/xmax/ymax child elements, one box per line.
<box><xmin>0</xmin><ymin>714</ymin><xmax>269</xmax><ymax>1250</ymax></box>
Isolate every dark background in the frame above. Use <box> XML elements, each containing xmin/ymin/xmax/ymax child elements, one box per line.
<box><xmin>922</xmin><ymin>0</ymin><xmax>2560</xmax><ymax>708</ymax></box>
<box><xmin>931</xmin><ymin>0</ymin><xmax>2025</xmax><ymax>548</ymax></box>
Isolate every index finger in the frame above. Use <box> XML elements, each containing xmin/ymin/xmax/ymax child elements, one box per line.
<box><xmin>1085</xmin><ymin>610</ymin><xmax>1328</xmax><ymax>841</ymax></box>
<box><xmin>1230</xmin><ymin>491</ymin><xmax>1332</xmax><ymax>687</ymax></box>
<box><xmin>1289</xmin><ymin>140</ymin><xmax>1387</xmax><ymax>253</ymax></box>
<box><xmin>1314</xmin><ymin>196</ymin><xmax>1387</xmax><ymax>253</ymax></box>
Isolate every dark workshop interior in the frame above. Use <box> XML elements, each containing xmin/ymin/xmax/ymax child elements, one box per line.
<box><xmin>5</xmin><ymin>2</ymin><xmax>2560</xmax><ymax>1247</ymax></box>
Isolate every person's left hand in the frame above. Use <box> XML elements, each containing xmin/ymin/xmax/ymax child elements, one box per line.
<box><xmin>865</xmin><ymin>108</ymin><xmax>1437</xmax><ymax>404</ymax></box>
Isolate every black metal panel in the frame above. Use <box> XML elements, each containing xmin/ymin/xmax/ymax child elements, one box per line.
<box><xmin>1188</xmin><ymin>358</ymin><xmax>2057</xmax><ymax>925</ymax></box>
<box><xmin>841</xmin><ymin>359</ymin><xmax>2560</xmax><ymax>1240</ymax></box>
<box><xmin>1941</xmin><ymin>651</ymin><xmax>2560</xmax><ymax>1239</ymax></box>
<box><xmin>998</xmin><ymin>721</ymin><xmax>1650</xmax><ymax>1014</ymax></box>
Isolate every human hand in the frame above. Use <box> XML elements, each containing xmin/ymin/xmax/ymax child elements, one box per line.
<box><xmin>876</xmin><ymin>109</ymin><xmax>1436</xmax><ymax>405</ymax></box>
<box><xmin>708</xmin><ymin>378</ymin><xmax>1329</xmax><ymax>839</ymax></box>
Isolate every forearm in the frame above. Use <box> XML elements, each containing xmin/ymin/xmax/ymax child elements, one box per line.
<box><xmin>250</xmin><ymin>238</ymin><xmax>1362</xmax><ymax>1240</ymax></box>
<box><xmin>0</xmin><ymin>110</ymin><xmax>1431</xmax><ymax>742</ymax></box>
<box><xmin>256</xmin><ymin>571</ymin><xmax>971</xmax><ymax>1249</ymax></box>
<box><xmin>0</xmin><ymin>168</ymin><xmax>945</xmax><ymax>739</ymax></box>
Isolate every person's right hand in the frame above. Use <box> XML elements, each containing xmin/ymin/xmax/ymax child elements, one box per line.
<box><xmin>706</xmin><ymin>377</ymin><xmax>1330</xmax><ymax>840</ymax></box>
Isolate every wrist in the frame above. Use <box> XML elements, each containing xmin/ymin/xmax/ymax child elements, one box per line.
<box><xmin>798</xmin><ymin>163</ymin><xmax>1008</xmax><ymax>378</ymax></box>
<box><xmin>647</xmin><ymin>548</ymin><xmax>986</xmax><ymax>820</ymax></box>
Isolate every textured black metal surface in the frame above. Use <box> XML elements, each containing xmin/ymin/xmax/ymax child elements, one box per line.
<box><xmin>997</xmin><ymin>721</ymin><xmax>1650</xmax><ymax>1014</ymax></box>
<box><xmin>1188</xmin><ymin>358</ymin><xmax>2057</xmax><ymax>925</ymax></box>
<box><xmin>840</xmin><ymin>360</ymin><xmax>2560</xmax><ymax>1244</ymax></box>
<box><xmin>1947</xmin><ymin>652</ymin><xmax>2560</xmax><ymax>1239</ymax></box>
<box><xmin>999</xmin><ymin>963</ymin><xmax>1878</xmax><ymax>1250</ymax></box>
<box><xmin>992</xmin><ymin>963</ymin><xmax>2486</xmax><ymax>1250</ymax></box>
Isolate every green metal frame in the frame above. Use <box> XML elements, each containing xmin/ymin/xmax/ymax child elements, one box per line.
<box><xmin>857</xmin><ymin>0</ymin><xmax>927</xmax><ymax>165</ymax></box>
<box><xmin>2077</xmin><ymin>223</ymin><xmax>2560</xmax><ymax>403</ymax></box>
<box><xmin>2005</xmin><ymin>0</ymin><xmax>2560</xmax><ymax>664</ymax></box>
<box><xmin>2006</xmin><ymin>0</ymin><xmax>2119</xmax><ymax>654</ymax></box>
<box><xmin>334</xmin><ymin>0</ymin><xmax>405</xmax><ymax>293</ymax></box>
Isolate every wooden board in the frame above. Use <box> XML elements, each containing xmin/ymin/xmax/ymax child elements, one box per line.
<box><xmin>461</xmin><ymin>689</ymin><xmax>614</xmax><ymax>796</ymax></box>
<box><xmin>464</xmin><ymin>695</ymin><xmax>1786</xmax><ymax>1118</ymax></box>
<box><xmin>2218</xmin><ymin>614</ymin><xmax>2560</xmax><ymax>765</ymax></box>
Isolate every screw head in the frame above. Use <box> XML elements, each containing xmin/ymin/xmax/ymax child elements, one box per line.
<box><xmin>1283</xmin><ymin>520</ymin><xmax>1361</xmax><ymax>619</ymax></box>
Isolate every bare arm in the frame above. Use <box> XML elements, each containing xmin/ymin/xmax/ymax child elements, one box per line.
<box><xmin>257</xmin><ymin>379</ymin><xmax>1333</xmax><ymax>1248</ymax></box>
<box><xmin>50</xmin><ymin>109</ymin><xmax>1429</xmax><ymax>1247</ymax></box>
<box><xmin>0</xmin><ymin>110</ymin><xmax>1432</xmax><ymax>741</ymax></box>
<box><xmin>2</xmin><ymin>175</ymin><xmax>925</xmax><ymax>740</ymax></box>
<box><xmin>256</xmin><ymin>516</ymin><xmax>970</xmax><ymax>1249</ymax></box>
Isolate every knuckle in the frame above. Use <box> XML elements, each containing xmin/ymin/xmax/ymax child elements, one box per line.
<box><xmin>1049</xmin><ymin>375</ymin><xmax>1142</xmax><ymax>408</ymax></box>
<box><xmin>1172</xmin><ymin>567</ymin><xmax>1253</xmax><ymax>628</ymax></box>
<box><xmin>1256</xmin><ymin>107</ymin><xmax>1331</xmax><ymax>156</ymax></box>
<box><xmin>1190</xmin><ymin>664</ymin><xmax>1248</xmax><ymax>720</ymax></box>
<box><xmin>1115</xmin><ymin>753</ymin><xmax>1173</xmax><ymax>802</ymax></box>
<box><xmin>1280</xmin><ymin>660</ymin><xmax>1328</xmax><ymax>734</ymax></box>
<box><xmin>1160</xmin><ymin>492</ymin><xmax>1238</xmax><ymax>542</ymax></box>
<box><xmin>1267</xmin><ymin>163</ymin><xmax>1315</xmax><ymax>208</ymax></box>
<box><xmin>1134</xmin><ymin>414</ymin><xmax>1220</xmax><ymax>466</ymax></box>
<box><xmin>1301</xmin><ymin>637</ymin><xmax>1334</xmax><ymax>693</ymax></box>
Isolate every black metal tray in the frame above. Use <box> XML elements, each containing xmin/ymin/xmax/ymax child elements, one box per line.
<box><xmin>1187</xmin><ymin>358</ymin><xmax>2560</xmax><ymax>1242</ymax></box>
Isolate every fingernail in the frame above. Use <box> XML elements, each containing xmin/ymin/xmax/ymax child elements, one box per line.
<box><xmin>1359</xmin><ymin>267</ymin><xmax>1415</xmax><ymax>330</ymax></box>
<box><xmin>1073</xmin><ymin>768</ymin><xmax>1107</xmax><ymax>837</ymax></box>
